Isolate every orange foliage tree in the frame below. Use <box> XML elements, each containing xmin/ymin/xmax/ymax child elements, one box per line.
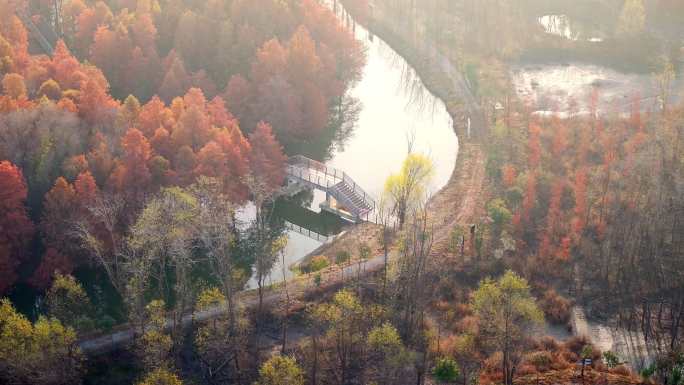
<box><xmin>0</xmin><ymin>161</ymin><xmax>34</xmax><ymax>294</ymax></box>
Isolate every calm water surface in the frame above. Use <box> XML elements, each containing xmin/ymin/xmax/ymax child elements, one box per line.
<box><xmin>247</xmin><ymin>11</ymin><xmax>458</xmax><ymax>287</ymax></box>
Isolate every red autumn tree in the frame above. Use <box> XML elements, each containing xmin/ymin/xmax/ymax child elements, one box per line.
<box><xmin>124</xmin><ymin>45</ymin><xmax>162</xmax><ymax>100</ymax></box>
<box><xmin>74</xmin><ymin>2</ymin><xmax>113</xmax><ymax>56</ymax></box>
<box><xmin>173</xmin><ymin>145</ymin><xmax>197</xmax><ymax>186</ymax></box>
<box><xmin>207</xmin><ymin>96</ymin><xmax>235</xmax><ymax>128</ymax></box>
<box><xmin>501</xmin><ymin>164</ymin><xmax>517</xmax><ymax>187</ymax></box>
<box><xmin>551</xmin><ymin>119</ymin><xmax>568</xmax><ymax>158</ymax></box>
<box><xmin>50</xmin><ymin>40</ymin><xmax>83</xmax><ymax>89</ymax></box>
<box><xmin>90</xmin><ymin>24</ymin><xmax>133</xmax><ymax>91</ymax></box>
<box><xmin>87</xmin><ymin>132</ymin><xmax>114</xmax><ymax>186</ymax></box>
<box><xmin>138</xmin><ymin>96</ymin><xmax>173</xmax><ymax>137</ymax></box>
<box><xmin>195</xmin><ymin>140</ymin><xmax>227</xmax><ymax>179</ymax></box>
<box><xmin>0</xmin><ymin>161</ymin><xmax>34</xmax><ymax>294</ymax></box>
<box><xmin>572</xmin><ymin>168</ymin><xmax>588</xmax><ymax>237</ymax></box>
<box><xmin>224</xmin><ymin>74</ymin><xmax>252</xmax><ymax>125</ymax></box>
<box><xmin>174</xmin><ymin>100</ymin><xmax>212</xmax><ymax>150</ymax></box>
<box><xmin>115</xmin><ymin>128</ymin><xmax>152</xmax><ymax>193</ymax></box>
<box><xmin>62</xmin><ymin>154</ymin><xmax>89</xmax><ymax>181</ymax></box>
<box><xmin>78</xmin><ymin>77</ymin><xmax>118</xmax><ymax>127</ymax></box>
<box><xmin>251</xmin><ymin>38</ymin><xmax>287</xmax><ymax>86</ymax></box>
<box><xmin>183</xmin><ymin>87</ymin><xmax>207</xmax><ymax>111</ymax></box>
<box><xmin>74</xmin><ymin>170</ymin><xmax>99</xmax><ymax>206</ymax></box>
<box><xmin>214</xmin><ymin>126</ymin><xmax>251</xmax><ymax>201</ymax></box>
<box><xmin>248</xmin><ymin>121</ymin><xmax>287</xmax><ymax>194</ymax></box>
<box><xmin>41</xmin><ymin>177</ymin><xmax>78</xmax><ymax>251</ymax></box>
<box><xmin>29</xmin><ymin>248</ymin><xmax>73</xmax><ymax>290</ymax></box>
<box><xmin>286</xmin><ymin>25</ymin><xmax>322</xmax><ymax>90</ymax></box>
<box><xmin>521</xmin><ymin>172</ymin><xmax>537</xmax><ymax>223</ymax></box>
<box><xmin>150</xmin><ymin>126</ymin><xmax>173</xmax><ymax>160</ymax></box>
<box><xmin>131</xmin><ymin>12</ymin><xmax>157</xmax><ymax>52</ymax></box>
<box><xmin>2</xmin><ymin>73</ymin><xmax>27</xmax><ymax>99</ymax></box>
<box><xmin>539</xmin><ymin>179</ymin><xmax>564</xmax><ymax>260</ymax></box>
<box><xmin>527</xmin><ymin>122</ymin><xmax>542</xmax><ymax>169</ymax></box>
<box><xmin>158</xmin><ymin>55</ymin><xmax>190</xmax><ymax>103</ymax></box>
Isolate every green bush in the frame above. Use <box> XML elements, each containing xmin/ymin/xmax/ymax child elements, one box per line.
<box><xmin>602</xmin><ymin>351</ymin><xmax>620</xmax><ymax>368</ymax></box>
<box><xmin>307</xmin><ymin>255</ymin><xmax>330</xmax><ymax>273</ymax></box>
<box><xmin>432</xmin><ymin>357</ymin><xmax>460</xmax><ymax>383</ymax></box>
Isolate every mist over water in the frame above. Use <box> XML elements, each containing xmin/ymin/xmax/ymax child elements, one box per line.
<box><xmin>250</xmin><ymin>10</ymin><xmax>458</xmax><ymax>287</ymax></box>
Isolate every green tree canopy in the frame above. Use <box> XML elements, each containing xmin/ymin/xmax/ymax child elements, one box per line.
<box><xmin>432</xmin><ymin>357</ymin><xmax>460</xmax><ymax>383</ymax></box>
<box><xmin>136</xmin><ymin>368</ymin><xmax>183</xmax><ymax>385</ymax></box>
<box><xmin>471</xmin><ymin>270</ymin><xmax>543</xmax><ymax>385</ymax></box>
<box><xmin>256</xmin><ymin>355</ymin><xmax>305</xmax><ymax>385</ymax></box>
<box><xmin>0</xmin><ymin>299</ymin><xmax>83</xmax><ymax>385</ymax></box>
<box><xmin>45</xmin><ymin>273</ymin><xmax>95</xmax><ymax>333</ymax></box>
<box><xmin>384</xmin><ymin>153</ymin><xmax>434</xmax><ymax>227</ymax></box>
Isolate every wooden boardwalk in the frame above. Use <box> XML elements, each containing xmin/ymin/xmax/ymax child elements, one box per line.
<box><xmin>286</xmin><ymin>155</ymin><xmax>375</xmax><ymax>222</ymax></box>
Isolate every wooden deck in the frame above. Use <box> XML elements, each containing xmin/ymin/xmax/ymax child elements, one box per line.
<box><xmin>286</xmin><ymin>155</ymin><xmax>375</xmax><ymax>222</ymax></box>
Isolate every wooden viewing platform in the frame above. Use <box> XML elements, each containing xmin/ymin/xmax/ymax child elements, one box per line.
<box><xmin>285</xmin><ymin>155</ymin><xmax>375</xmax><ymax>223</ymax></box>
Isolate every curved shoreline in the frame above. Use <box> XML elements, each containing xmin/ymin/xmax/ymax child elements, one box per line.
<box><xmin>299</xmin><ymin>1</ymin><xmax>489</xmax><ymax>262</ymax></box>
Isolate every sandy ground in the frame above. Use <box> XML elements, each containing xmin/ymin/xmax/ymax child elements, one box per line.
<box><xmin>426</xmin><ymin>142</ymin><xmax>487</xmax><ymax>258</ymax></box>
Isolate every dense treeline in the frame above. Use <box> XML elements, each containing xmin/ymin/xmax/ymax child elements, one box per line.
<box><xmin>0</xmin><ymin>0</ymin><xmax>364</xmax><ymax>306</ymax></box>
<box><xmin>477</xmin><ymin>80</ymin><xmax>683</xmax><ymax>379</ymax></box>
<box><xmin>0</xmin><ymin>0</ymin><xmax>368</xmax><ymax>384</ymax></box>
<box><xmin>26</xmin><ymin>0</ymin><xmax>365</xmax><ymax>144</ymax></box>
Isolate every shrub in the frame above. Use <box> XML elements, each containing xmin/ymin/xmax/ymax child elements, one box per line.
<box><xmin>539</xmin><ymin>336</ymin><xmax>560</xmax><ymax>351</ymax></box>
<box><xmin>540</xmin><ymin>289</ymin><xmax>572</xmax><ymax>325</ymax></box>
<box><xmin>640</xmin><ymin>363</ymin><xmax>656</xmax><ymax>380</ymax></box>
<box><xmin>610</xmin><ymin>365</ymin><xmax>631</xmax><ymax>376</ymax></box>
<box><xmin>483</xmin><ymin>352</ymin><xmax>503</xmax><ymax>375</ymax></box>
<box><xmin>603</xmin><ymin>351</ymin><xmax>620</xmax><ymax>368</ymax></box>
<box><xmin>561</xmin><ymin>348</ymin><xmax>579</xmax><ymax>364</ymax></box>
<box><xmin>453</xmin><ymin>303</ymin><xmax>472</xmax><ymax>318</ymax></box>
<box><xmin>308</xmin><ymin>255</ymin><xmax>330</xmax><ymax>272</ymax></box>
<box><xmin>454</xmin><ymin>315</ymin><xmax>479</xmax><ymax>335</ymax></box>
<box><xmin>432</xmin><ymin>357</ymin><xmax>460</xmax><ymax>383</ymax></box>
<box><xmin>564</xmin><ymin>336</ymin><xmax>591</xmax><ymax>355</ymax></box>
<box><xmin>526</xmin><ymin>351</ymin><xmax>554</xmax><ymax>372</ymax></box>
<box><xmin>487</xmin><ymin>198</ymin><xmax>512</xmax><ymax>229</ymax></box>
<box><xmin>335</xmin><ymin>251</ymin><xmax>351</xmax><ymax>264</ymax></box>
<box><xmin>516</xmin><ymin>364</ymin><xmax>538</xmax><ymax>376</ymax></box>
<box><xmin>448</xmin><ymin>226</ymin><xmax>464</xmax><ymax>254</ymax></box>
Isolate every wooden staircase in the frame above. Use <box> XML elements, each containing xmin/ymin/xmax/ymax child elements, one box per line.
<box><xmin>286</xmin><ymin>155</ymin><xmax>375</xmax><ymax>222</ymax></box>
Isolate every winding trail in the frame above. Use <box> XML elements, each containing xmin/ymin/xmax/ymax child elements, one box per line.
<box><xmin>80</xmin><ymin>2</ymin><xmax>489</xmax><ymax>357</ymax></box>
<box><xmin>79</xmin><ymin>255</ymin><xmax>387</xmax><ymax>355</ymax></box>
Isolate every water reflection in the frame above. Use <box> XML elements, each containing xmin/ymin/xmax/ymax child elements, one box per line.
<box><xmin>511</xmin><ymin>63</ymin><xmax>684</xmax><ymax>115</ymax></box>
<box><xmin>251</xmin><ymin>3</ymin><xmax>458</xmax><ymax>286</ymax></box>
<box><xmin>539</xmin><ymin>14</ymin><xmax>605</xmax><ymax>42</ymax></box>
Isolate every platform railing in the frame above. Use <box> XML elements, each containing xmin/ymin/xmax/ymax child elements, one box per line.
<box><xmin>286</xmin><ymin>155</ymin><xmax>376</xmax><ymax>220</ymax></box>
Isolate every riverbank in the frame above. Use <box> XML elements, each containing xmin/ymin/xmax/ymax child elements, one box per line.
<box><xmin>302</xmin><ymin>0</ymin><xmax>490</xmax><ymax>265</ymax></box>
<box><xmin>337</xmin><ymin>0</ymin><xmax>661</xmax><ymax>377</ymax></box>
<box><xmin>340</xmin><ymin>5</ymin><xmax>482</xmax><ymax>138</ymax></box>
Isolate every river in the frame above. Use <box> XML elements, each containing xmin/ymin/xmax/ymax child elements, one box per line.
<box><xmin>245</xmin><ymin>6</ymin><xmax>458</xmax><ymax>288</ymax></box>
<box><xmin>247</xmin><ymin>4</ymin><xmax>660</xmax><ymax>371</ymax></box>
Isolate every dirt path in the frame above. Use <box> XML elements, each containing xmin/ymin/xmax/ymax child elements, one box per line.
<box><xmin>337</xmin><ymin>0</ymin><xmax>489</xmax><ymax>258</ymax></box>
<box><xmin>426</xmin><ymin>143</ymin><xmax>487</xmax><ymax>257</ymax></box>
<box><xmin>79</xmin><ymin>254</ymin><xmax>387</xmax><ymax>355</ymax></box>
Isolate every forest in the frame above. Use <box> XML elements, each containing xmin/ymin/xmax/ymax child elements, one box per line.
<box><xmin>0</xmin><ymin>0</ymin><xmax>683</xmax><ymax>385</ymax></box>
